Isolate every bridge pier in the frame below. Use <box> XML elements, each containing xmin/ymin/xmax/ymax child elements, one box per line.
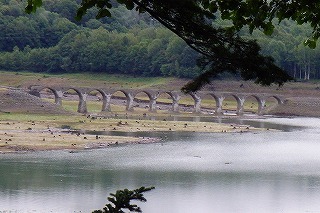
<box><xmin>77</xmin><ymin>93</ymin><xmax>88</xmax><ymax>114</ymax></box>
<box><xmin>190</xmin><ymin>92</ymin><xmax>202</xmax><ymax>113</ymax></box>
<box><xmin>194</xmin><ymin>98</ymin><xmax>202</xmax><ymax>113</ymax></box>
<box><xmin>149</xmin><ymin>97</ymin><xmax>157</xmax><ymax>112</ymax></box>
<box><xmin>126</xmin><ymin>93</ymin><xmax>134</xmax><ymax>111</ymax></box>
<box><xmin>257</xmin><ymin>99</ymin><xmax>266</xmax><ymax>115</ymax></box>
<box><xmin>215</xmin><ymin>96</ymin><xmax>225</xmax><ymax>116</ymax></box>
<box><xmin>54</xmin><ymin>90</ymin><xmax>63</xmax><ymax>106</ymax></box>
<box><xmin>101</xmin><ymin>93</ymin><xmax>112</xmax><ymax>112</ymax></box>
<box><xmin>236</xmin><ymin>96</ymin><xmax>246</xmax><ymax>116</ymax></box>
<box><xmin>171</xmin><ymin>94</ymin><xmax>181</xmax><ymax>113</ymax></box>
<box><xmin>27</xmin><ymin>85</ymin><xmax>284</xmax><ymax>116</ymax></box>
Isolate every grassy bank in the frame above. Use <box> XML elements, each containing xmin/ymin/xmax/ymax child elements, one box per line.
<box><xmin>0</xmin><ymin>112</ymin><xmax>263</xmax><ymax>153</ymax></box>
<box><xmin>0</xmin><ymin>70</ymin><xmax>181</xmax><ymax>90</ymax></box>
<box><xmin>0</xmin><ymin>113</ymin><xmax>259</xmax><ymax>133</ymax></box>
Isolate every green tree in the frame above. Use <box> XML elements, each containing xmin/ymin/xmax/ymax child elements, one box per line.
<box><xmin>93</xmin><ymin>186</ymin><xmax>155</xmax><ymax>213</ymax></box>
<box><xmin>26</xmin><ymin>0</ymin><xmax>299</xmax><ymax>92</ymax></box>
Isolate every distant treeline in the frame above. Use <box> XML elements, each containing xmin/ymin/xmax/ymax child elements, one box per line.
<box><xmin>0</xmin><ymin>0</ymin><xmax>201</xmax><ymax>78</ymax></box>
<box><xmin>0</xmin><ymin>0</ymin><xmax>320</xmax><ymax>80</ymax></box>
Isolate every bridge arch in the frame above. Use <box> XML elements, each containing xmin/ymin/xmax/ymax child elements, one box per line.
<box><xmin>27</xmin><ymin>84</ymin><xmax>285</xmax><ymax>116</ymax></box>
<box><xmin>86</xmin><ymin>89</ymin><xmax>108</xmax><ymax>113</ymax></box>
<box><xmin>87</xmin><ymin>89</ymin><xmax>107</xmax><ymax>99</ymax></box>
<box><xmin>158</xmin><ymin>91</ymin><xmax>174</xmax><ymax>100</ymax></box>
<box><xmin>38</xmin><ymin>87</ymin><xmax>62</xmax><ymax>105</ymax></box>
<box><xmin>243</xmin><ymin>94</ymin><xmax>263</xmax><ymax>115</ymax></box>
<box><xmin>132</xmin><ymin>91</ymin><xmax>153</xmax><ymax>112</ymax></box>
<box><xmin>261</xmin><ymin>95</ymin><xmax>283</xmax><ymax>115</ymax></box>
<box><xmin>62</xmin><ymin>87</ymin><xmax>83</xmax><ymax>99</ymax></box>
<box><xmin>110</xmin><ymin>90</ymin><xmax>133</xmax><ymax>112</ymax></box>
<box><xmin>200</xmin><ymin>93</ymin><xmax>220</xmax><ymax>115</ymax></box>
<box><xmin>61</xmin><ymin>88</ymin><xmax>87</xmax><ymax>113</ymax></box>
<box><xmin>157</xmin><ymin>91</ymin><xmax>179</xmax><ymax>112</ymax></box>
<box><xmin>133</xmin><ymin>90</ymin><xmax>153</xmax><ymax>100</ymax></box>
<box><xmin>266</xmin><ymin>95</ymin><xmax>283</xmax><ymax>105</ymax></box>
<box><xmin>178</xmin><ymin>92</ymin><xmax>198</xmax><ymax>113</ymax></box>
<box><xmin>221</xmin><ymin>93</ymin><xmax>245</xmax><ymax>115</ymax></box>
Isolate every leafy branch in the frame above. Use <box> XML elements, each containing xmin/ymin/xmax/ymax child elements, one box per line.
<box><xmin>92</xmin><ymin>186</ymin><xmax>155</xmax><ymax>213</ymax></box>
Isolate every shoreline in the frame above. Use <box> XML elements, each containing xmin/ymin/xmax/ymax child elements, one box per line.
<box><xmin>0</xmin><ymin>113</ymin><xmax>269</xmax><ymax>154</ymax></box>
<box><xmin>0</xmin><ymin>126</ymin><xmax>163</xmax><ymax>154</ymax></box>
<box><xmin>1</xmin><ymin>78</ymin><xmax>320</xmax><ymax>153</ymax></box>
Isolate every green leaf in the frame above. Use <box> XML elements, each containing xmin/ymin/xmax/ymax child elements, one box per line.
<box><xmin>304</xmin><ymin>39</ymin><xmax>317</xmax><ymax>49</ymax></box>
<box><xmin>34</xmin><ymin>0</ymin><xmax>42</xmax><ymax>7</ymax></box>
<box><xmin>208</xmin><ymin>2</ymin><xmax>218</xmax><ymax>13</ymax></box>
<box><xmin>106</xmin><ymin>3</ymin><xmax>112</xmax><ymax>9</ymax></box>
<box><xmin>202</xmin><ymin>0</ymin><xmax>209</xmax><ymax>9</ymax></box>
<box><xmin>75</xmin><ymin>7</ymin><xmax>87</xmax><ymax>21</ymax></box>
<box><xmin>263</xmin><ymin>21</ymin><xmax>275</xmax><ymax>36</ymax></box>
<box><xmin>221</xmin><ymin>11</ymin><xmax>231</xmax><ymax>20</ymax></box>
<box><xmin>96</xmin><ymin>9</ymin><xmax>111</xmax><ymax>19</ymax></box>
<box><xmin>125</xmin><ymin>0</ymin><xmax>135</xmax><ymax>10</ymax></box>
<box><xmin>136</xmin><ymin>6</ymin><xmax>145</xmax><ymax>13</ymax></box>
<box><xmin>25</xmin><ymin>0</ymin><xmax>42</xmax><ymax>13</ymax></box>
<box><xmin>25</xmin><ymin>5</ymin><xmax>33</xmax><ymax>14</ymax></box>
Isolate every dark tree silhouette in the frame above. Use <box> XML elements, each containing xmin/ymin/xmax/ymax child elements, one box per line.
<box><xmin>92</xmin><ymin>186</ymin><xmax>155</xmax><ymax>213</ymax></box>
<box><xmin>28</xmin><ymin>0</ymin><xmax>320</xmax><ymax>91</ymax></box>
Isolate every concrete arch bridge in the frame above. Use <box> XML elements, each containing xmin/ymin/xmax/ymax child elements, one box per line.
<box><xmin>28</xmin><ymin>86</ymin><xmax>285</xmax><ymax>116</ymax></box>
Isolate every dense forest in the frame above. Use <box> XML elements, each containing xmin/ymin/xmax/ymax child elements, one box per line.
<box><xmin>0</xmin><ymin>0</ymin><xmax>319</xmax><ymax>80</ymax></box>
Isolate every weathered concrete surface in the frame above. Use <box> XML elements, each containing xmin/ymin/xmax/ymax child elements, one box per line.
<box><xmin>28</xmin><ymin>85</ymin><xmax>285</xmax><ymax>115</ymax></box>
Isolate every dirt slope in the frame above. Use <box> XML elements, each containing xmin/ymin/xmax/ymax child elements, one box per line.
<box><xmin>0</xmin><ymin>88</ymin><xmax>71</xmax><ymax>114</ymax></box>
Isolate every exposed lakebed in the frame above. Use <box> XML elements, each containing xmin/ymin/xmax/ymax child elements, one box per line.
<box><xmin>0</xmin><ymin>117</ymin><xmax>319</xmax><ymax>213</ymax></box>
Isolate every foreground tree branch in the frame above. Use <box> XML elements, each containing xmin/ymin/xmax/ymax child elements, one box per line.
<box><xmin>92</xmin><ymin>186</ymin><xmax>155</xmax><ymax>213</ymax></box>
<box><xmin>25</xmin><ymin>0</ymin><xmax>298</xmax><ymax>92</ymax></box>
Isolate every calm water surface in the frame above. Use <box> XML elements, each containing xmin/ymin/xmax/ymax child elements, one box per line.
<box><xmin>1</xmin><ymin>117</ymin><xmax>320</xmax><ymax>212</ymax></box>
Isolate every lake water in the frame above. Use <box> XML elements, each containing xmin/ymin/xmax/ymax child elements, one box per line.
<box><xmin>1</xmin><ymin>117</ymin><xmax>320</xmax><ymax>212</ymax></box>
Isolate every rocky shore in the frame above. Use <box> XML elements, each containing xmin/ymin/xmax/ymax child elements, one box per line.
<box><xmin>0</xmin><ymin>115</ymin><xmax>259</xmax><ymax>153</ymax></box>
<box><xmin>268</xmin><ymin>97</ymin><xmax>320</xmax><ymax>117</ymax></box>
<box><xmin>0</xmin><ymin>88</ymin><xmax>71</xmax><ymax>114</ymax></box>
<box><xmin>0</xmin><ymin>85</ymin><xmax>319</xmax><ymax>153</ymax></box>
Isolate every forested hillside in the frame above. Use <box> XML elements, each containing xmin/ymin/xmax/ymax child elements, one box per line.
<box><xmin>0</xmin><ymin>0</ymin><xmax>319</xmax><ymax>80</ymax></box>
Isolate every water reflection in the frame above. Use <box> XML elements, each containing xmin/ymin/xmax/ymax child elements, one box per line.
<box><xmin>105</xmin><ymin>114</ymin><xmax>304</xmax><ymax>132</ymax></box>
<box><xmin>83</xmin><ymin>116</ymin><xmax>304</xmax><ymax>140</ymax></box>
<box><xmin>0</xmin><ymin>117</ymin><xmax>319</xmax><ymax>212</ymax></box>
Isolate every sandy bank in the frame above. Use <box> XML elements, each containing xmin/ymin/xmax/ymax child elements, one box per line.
<box><xmin>0</xmin><ymin>87</ymin><xmax>274</xmax><ymax>153</ymax></box>
<box><xmin>0</xmin><ymin>128</ymin><xmax>151</xmax><ymax>153</ymax></box>
<box><xmin>0</xmin><ymin>113</ymin><xmax>264</xmax><ymax>153</ymax></box>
